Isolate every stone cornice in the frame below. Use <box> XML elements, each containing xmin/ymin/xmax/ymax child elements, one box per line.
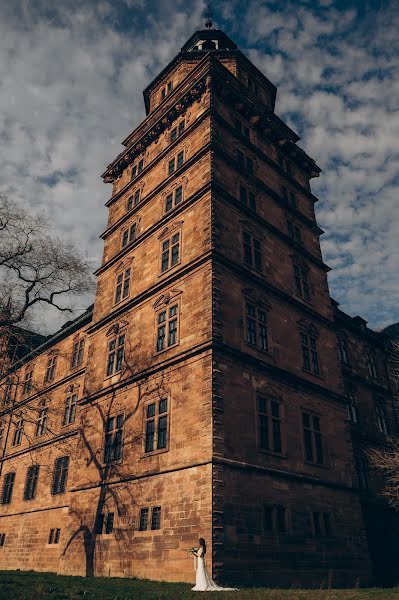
<box><xmin>102</xmin><ymin>54</ymin><xmax>213</xmax><ymax>183</ymax></box>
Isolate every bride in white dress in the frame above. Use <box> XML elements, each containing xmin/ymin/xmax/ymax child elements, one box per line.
<box><xmin>191</xmin><ymin>538</ymin><xmax>237</xmax><ymax>592</ymax></box>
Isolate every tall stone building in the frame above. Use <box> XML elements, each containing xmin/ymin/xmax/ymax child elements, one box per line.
<box><xmin>0</xmin><ymin>26</ymin><xmax>398</xmax><ymax>587</ymax></box>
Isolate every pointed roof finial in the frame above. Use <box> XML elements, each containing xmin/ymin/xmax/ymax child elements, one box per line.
<box><xmin>205</xmin><ymin>2</ymin><xmax>213</xmax><ymax>29</ymax></box>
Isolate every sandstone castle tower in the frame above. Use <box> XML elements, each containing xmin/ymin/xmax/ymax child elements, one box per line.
<box><xmin>0</xmin><ymin>24</ymin><xmax>397</xmax><ymax>587</ymax></box>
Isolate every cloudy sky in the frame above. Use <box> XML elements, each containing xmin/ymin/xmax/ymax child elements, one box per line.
<box><xmin>0</xmin><ymin>0</ymin><xmax>398</xmax><ymax>333</ymax></box>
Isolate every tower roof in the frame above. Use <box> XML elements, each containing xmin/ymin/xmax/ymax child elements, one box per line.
<box><xmin>180</xmin><ymin>29</ymin><xmax>237</xmax><ymax>53</ymax></box>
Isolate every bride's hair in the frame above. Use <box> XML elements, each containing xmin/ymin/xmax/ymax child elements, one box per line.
<box><xmin>199</xmin><ymin>538</ymin><xmax>206</xmax><ymax>555</ymax></box>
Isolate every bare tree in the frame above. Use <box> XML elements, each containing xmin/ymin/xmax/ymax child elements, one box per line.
<box><xmin>0</xmin><ymin>193</ymin><xmax>94</xmax><ymax>329</ymax></box>
<box><xmin>369</xmin><ymin>338</ymin><xmax>399</xmax><ymax>509</ymax></box>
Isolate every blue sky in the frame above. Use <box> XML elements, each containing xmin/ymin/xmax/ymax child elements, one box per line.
<box><xmin>0</xmin><ymin>0</ymin><xmax>398</xmax><ymax>333</ymax></box>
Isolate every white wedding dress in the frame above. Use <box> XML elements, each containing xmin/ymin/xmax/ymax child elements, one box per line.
<box><xmin>192</xmin><ymin>547</ymin><xmax>237</xmax><ymax>592</ymax></box>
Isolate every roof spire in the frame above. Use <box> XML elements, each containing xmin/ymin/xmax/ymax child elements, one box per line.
<box><xmin>205</xmin><ymin>2</ymin><xmax>213</xmax><ymax>29</ymax></box>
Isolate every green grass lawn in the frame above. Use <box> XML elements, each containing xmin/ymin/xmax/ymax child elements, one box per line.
<box><xmin>0</xmin><ymin>571</ymin><xmax>397</xmax><ymax>600</ymax></box>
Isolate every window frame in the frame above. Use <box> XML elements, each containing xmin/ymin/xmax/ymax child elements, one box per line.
<box><xmin>24</xmin><ymin>464</ymin><xmax>40</xmax><ymax>501</ymax></box>
<box><xmin>103</xmin><ymin>413</ymin><xmax>124</xmax><ymax>465</ymax></box>
<box><xmin>1</xmin><ymin>472</ymin><xmax>15</xmax><ymax>505</ymax></box>
<box><xmin>257</xmin><ymin>395</ymin><xmax>284</xmax><ymax>455</ymax></box>
<box><xmin>23</xmin><ymin>370</ymin><xmax>33</xmax><ymax>396</ymax></box>
<box><xmin>244</xmin><ymin>301</ymin><xmax>269</xmax><ymax>352</ymax></box>
<box><xmin>242</xmin><ymin>230</ymin><xmax>262</xmax><ymax>272</ymax></box>
<box><xmin>143</xmin><ymin>397</ymin><xmax>169</xmax><ymax>455</ymax></box>
<box><xmin>35</xmin><ymin>407</ymin><xmax>48</xmax><ymax>437</ymax></box>
<box><xmin>302</xmin><ymin>411</ymin><xmax>325</xmax><ymax>466</ymax></box>
<box><xmin>106</xmin><ymin>333</ymin><xmax>126</xmax><ymax>378</ymax></box>
<box><xmin>300</xmin><ymin>331</ymin><xmax>320</xmax><ymax>375</ymax></box>
<box><xmin>12</xmin><ymin>418</ymin><xmax>24</xmax><ymax>447</ymax></box>
<box><xmin>63</xmin><ymin>392</ymin><xmax>78</xmax><ymax>426</ymax></box>
<box><xmin>160</xmin><ymin>230</ymin><xmax>181</xmax><ymax>274</ymax></box>
<box><xmin>71</xmin><ymin>338</ymin><xmax>85</xmax><ymax>369</ymax></box>
<box><xmin>155</xmin><ymin>302</ymin><xmax>180</xmax><ymax>354</ymax></box>
<box><xmin>51</xmin><ymin>456</ymin><xmax>69</xmax><ymax>496</ymax></box>
<box><xmin>114</xmin><ymin>267</ymin><xmax>131</xmax><ymax>305</ymax></box>
<box><xmin>44</xmin><ymin>355</ymin><xmax>57</xmax><ymax>384</ymax></box>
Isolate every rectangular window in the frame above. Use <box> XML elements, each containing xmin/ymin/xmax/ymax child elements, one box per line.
<box><xmin>24</xmin><ymin>464</ymin><xmax>39</xmax><ymax>501</ymax></box>
<box><xmin>161</xmin><ymin>232</ymin><xmax>180</xmax><ymax>273</ymax></box>
<box><xmin>127</xmin><ymin>195</ymin><xmax>134</xmax><ymax>211</ymax></box>
<box><xmin>12</xmin><ymin>419</ymin><xmax>23</xmax><ymax>447</ymax></box>
<box><xmin>63</xmin><ymin>393</ymin><xmax>78</xmax><ymax>426</ymax></box>
<box><xmin>156</xmin><ymin>305</ymin><xmax>178</xmax><ymax>352</ymax></box>
<box><xmin>257</xmin><ymin>396</ymin><xmax>282</xmax><ymax>453</ymax></box>
<box><xmin>171</xmin><ymin>121</ymin><xmax>185</xmax><ymax>142</ymax></box>
<box><xmin>115</xmin><ymin>268</ymin><xmax>131</xmax><ymax>304</ymax></box>
<box><xmin>1</xmin><ymin>472</ymin><xmax>15</xmax><ymax>504</ymax></box>
<box><xmin>35</xmin><ymin>408</ymin><xmax>48</xmax><ymax>437</ymax></box>
<box><xmin>51</xmin><ymin>456</ymin><xmax>69</xmax><ymax>495</ymax></box>
<box><xmin>167</xmin><ymin>81</ymin><xmax>173</xmax><ymax>93</ymax></box>
<box><xmin>367</xmin><ymin>353</ymin><xmax>378</xmax><ymax>379</ymax></box>
<box><xmin>238</xmin><ymin>185</ymin><xmax>256</xmax><ymax>210</ymax></box>
<box><xmin>151</xmin><ymin>506</ymin><xmax>161</xmax><ymax>530</ymax></box>
<box><xmin>376</xmin><ymin>402</ymin><xmax>388</xmax><ymax>435</ymax></box>
<box><xmin>105</xmin><ymin>512</ymin><xmax>114</xmax><ymax>534</ymax></box>
<box><xmin>139</xmin><ymin>508</ymin><xmax>149</xmax><ymax>531</ymax></box>
<box><xmin>0</xmin><ymin>534</ymin><xmax>5</xmax><ymax>547</ymax></box>
<box><xmin>346</xmin><ymin>392</ymin><xmax>358</xmax><ymax>424</ymax></box>
<box><xmin>243</xmin><ymin>232</ymin><xmax>262</xmax><ymax>271</ymax></box>
<box><xmin>236</xmin><ymin>149</ymin><xmax>253</xmax><ymax>173</ymax></box>
<box><xmin>294</xmin><ymin>265</ymin><xmax>310</xmax><ymax>301</ymax></box>
<box><xmin>48</xmin><ymin>528</ymin><xmax>61</xmax><ymax>544</ymax></box>
<box><xmin>134</xmin><ymin>189</ymin><xmax>140</xmax><ymax>206</ymax></box>
<box><xmin>168</xmin><ymin>158</ymin><xmax>175</xmax><ymax>175</ymax></box>
<box><xmin>131</xmin><ymin>165</ymin><xmax>137</xmax><ymax>180</ymax></box>
<box><xmin>338</xmin><ymin>337</ymin><xmax>349</xmax><ymax>365</ymax></box>
<box><xmin>104</xmin><ymin>414</ymin><xmax>124</xmax><ymax>464</ymax></box>
<box><xmin>138</xmin><ymin>159</ymin><xmax>144</xmax><ymax>173</ymax></box>
<box><xmin>3</xmin><ymin>379</ymin><xmax>13</xmax><ymax>405</ymax></box>
<box><xmin>245</xmin><ymin>303</ymin><xmax>268</xmax><ymax>351</ymax></box>
<box><xmin>177</xmin><ymin>150</ymin><xmax>184</xmax><ymax>169</ymax></box>
<box><xmin>302</xmin><ymin>413</ymin><xmax>324</xmax><ymax>465</ymax></box>
<box><xmin>0</xmin><ymin>422</ymin><xmax>4</xmax><ymax>449</ymax></box>
<box><xmin>287</xmin><ymin>221</ymin><xmax>301</xmax><ymax>244</ymax></box>
<box><xmin>165</xmin><ymin>186</ymin><xmax>183</xmax><ymax>213</ymax></box>
<box><xmin>71</xmin><ymin>339</ymin><xmax>85</xmax><ymax>368</ymax></box>
<box><xmin>301</xmin><ymin>333</ymin><xmax>319</xmax><ymax>374</ymax></box>
<box><xmin>23</xmin><ymin>371</ymin><xmax>33</xmax><ymax>395</ymax></box>
<box><xmin>144</xmin><ymin>398</ymin><xmax>169</xmax><ymax>453</ymax></box>
<box><xmin>45</xmin><ymin>356</ymin><xmax>57</xmax><ymax>383</ymax></box>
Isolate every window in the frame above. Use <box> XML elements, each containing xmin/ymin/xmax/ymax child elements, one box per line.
<box><xmin>346</xmin><ymin>392</ymin><xmax>358</xmax><ymax>424</ymax></box>
<box><xmin>45</xmin><ymin>356</ymin><xmax>57</xmax><ymax>383</ymax></box>
<box><xmin>367</xmin><ymin>353</ymin><xmax>378</xmax><ymax>380</ymax></box>
<box><xmin>95</xmin><ymin>512</ymin><xmax>114</xmax><ymax>534</ymax></box>
<box><xmin>3</xmin><ymin>379</ymin><xmax>13</xmax><ymax>405</ymax></box>
<box><xmin>278</xmin><ymin>155</ymin><xmax>291</xmax><ymax>175</ymax></box>
<box><xmin>35</xmin><ymin>408</ymin><xmax>48</xmax><ymax>437</ymax></box>
<box><xmin>156</xmin><ymin>305</ymin><xmax>179</xmax><ymax>352</ymax></box>
<box><xmin>51</xmin><ymin>456</ymin><xmax>69</xmax><ymax>495</ymax></box>
<box><xmin>167</xmin><ymin>81</ymin><xmax>173</xmax><ymax>93</ymax></box>
<box><xmin>239</xmin><ymin>185</ymin><xmax>256</xmax><ymax>210</ymax></box>
<box><xmin>243</xmin><ymin>232</ymin><xmax>262</xmax><ymax>271</ymax></box>
<box><xmin>161</xmin><ymin>87</ymin><xmax>166</xmax><ymax>99</ymax></box>
<box><xmin>161</xmin><ymin>233</ymin><xmax>180</xmax><ymax>273</ymax></box>
<box><xmin>48</xmin><ymin>528</ymin><xmax>61</xmax><ymax>544</ymax></box>
<box><xmin>71</xmin><ymin>339</ymin><xmax>84</xmax><ymax>368</ymax></box>
<box><xmin>287</xmin><ymin>221</ymin><xmax>302</xmax><ymax>244</ymax></box>
<box><xmin>122</xmin><ymin>223</ymin><xmax>137</xmax><ymax>248</ymax></box>
<box><xmin>1</xmin><ymin>472</ymin><xmax>15</xmax><ymax>504</ymax></box>
<box><xmin>24</xmin><ymin>464</ymin><xmax>39</xmax><ymax>501</ymax></box>
<box><xmin>104</xmin><ymin>414</ymin><xmax>124</xmax><ymax>464</ymax></box>
<box><xmin>115</xmin><ymin>268</ymin><xmax>131</xmax><ymax>304</ymax></box>
<box><xmin>263</xmin><ymin>505</ymin><xmax>288</xmax><ymax>534</ymax></box>
<box><xmin>245</xmin><ymin>303</ymin><xmax>268</xmax><ymax>350</ymax></box>
<box><xmin>139</xmin><ymin>508</ymin><xmax>149</xmax><ymax>531</ymax></box>
<box><xmin>23</xmin><ymin>370</ymin><xmax>33</xmax><ymax>395</ymax></box>
<box><xmin>257</xmin><ymin>396</ymin><xmax>282</xmax><ymax>453</ymax></box>
<box><xmin>312</xmin><ymin>512</ymin><xmax>332</xmax><ymax>537</ymax></box>
<box><xmin>235</xmin><ymin>118</ymin><xmax>250</xmax><ymax>139</ymax></box>
<box><xmin>170</xmin><ymin>121</ymin><xmax>185</xmax><ymax>142</ymax></box>
<box><xmin>165</xmin><ymin>185</ymin><xmax>183</xmax><ymax>213</ymax></box>
<box><xmin>236</xmin><ymin>149</ymin><xmax>253</xmax><ymax>174</ymax></box>
<box><xmin>301</xmin><ymin>332</ymin><xmax>319</xmax><ymax>375</ymax></box>
<box><xmin>356</xmin><ymin>455</ymin><xmax>369</xmax><ymax>490</ymax></box>
<box><xmin>294</xmin><ymin>265</ymin><xmax>310</xmax><ymax>301</ymax></box>
<box><xmin>376</xmin><ymin>401</ymin><xmax>388</xmax><ymax>435</ymax></box>
<box><xmin>0</xmin><ymin>421</ymin><xmax>4</xmax><ymax>449</ymax></box>
<box><xmin>338</xmin><ymin>336</ymin><xmax>349</xmax><ymax>366</ymax></box>
<box><xmin>282</xmin><ymin>186</ymin><xmax>296</xmax><ymax>208</ymax></box>
<box><xmin>151</xmin><ymin>506</ymin><xmax>161</xmax><ymax>530</ymax></box>
<box><xmin>130</xmin><ymin>159</ymin><xmax>144</xmax><ymax>181</ymax></box>
<box><xmin>127</xmin><ymin>189</ymin><xmax>141</xmax><ymax>211</ymax></box>
<box><xmin>302</xmin><ymin>412</ymin><xmax>324</xmax><ymax>465</ymax></box>
<box><xmin>144</xmin><ymin>398</ymin><xmax>168</xmax><ymax>453</ymax></box>
<box><xmin>168</xmin><ymin>151</ymin><xmax>184</xmax><ymax>175</ymax></box>
<box><xmin>106</xmin><ymin>334</ymin><xmax>125</xmax><ymax>376</ymax></box>
<box><xmin>12</xmin><ymin>418</ymin><xmax>23</xmax><ymax>447</ymax></box>
<box><xmin>0</xmin><ymin>534</ymin><xmax>5</xmax><ymax>547</ymax></box>
<box><xmin>63</xmin><ymin>393</ymin><xmax>78</xmax><ymax>426</ymax></box>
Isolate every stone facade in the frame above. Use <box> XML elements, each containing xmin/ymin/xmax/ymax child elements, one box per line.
<box><xmin>0</xmin><ymin>28</ymin><xmax>398</xmax><ymax>587</ymax></box>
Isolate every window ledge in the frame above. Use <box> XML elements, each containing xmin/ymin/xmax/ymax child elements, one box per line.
<box><xmin>155</xmin><ymin>342</ymin><xmax>179</xmax><ymax>356</ymax></box>
<box><xmin>141</xmin><ymin>446</ymin><xmax>169</xmax><ymax>459</ymax></box>
<box><xmin>258</xmin><ymin>449</ymin><xmax>287</xmax><ymax>459</ymax></box>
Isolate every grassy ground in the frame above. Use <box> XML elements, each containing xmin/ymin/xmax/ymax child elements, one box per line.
<box><xmin>0</xmin><ymin>571</ymin><xmax>398</xmax><ymax>600</ymax></box>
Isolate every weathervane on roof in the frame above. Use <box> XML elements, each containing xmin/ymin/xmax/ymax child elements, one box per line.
<box><xmin>205</xmin><ymin>2</ymin><xmax>213</xmax><ymax>29</ymax></box>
